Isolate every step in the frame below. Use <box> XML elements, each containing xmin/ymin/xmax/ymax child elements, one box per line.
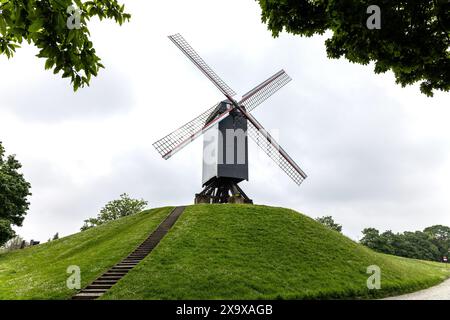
<box><xmin>98</xmin><ymin>276</ymin><xmax>122</xmax><ymax>280</ymax></box>
<box><xmin>86</xmin><ymin>284</ymin><xmax>113</xmax><ymax>290</ymax></box>
<box><xmin>106</xmin><ymin>269</ymin><xmax>129</xmax><ymax>273</ymax></box>
<box><xmin>92</xmin><ymin>280</ymin><xmax>117</xmax><ymax>285</ymax></box>
<box><xmin>78</xmin><ymin>289</ymin><xmax>108</xmax><ymax>294</ymax></box>
<box><xmin>105</xmin><ymin>267</ymin><xmax>132</xmax><ymax>273</ymax></box>
<box><xmin>99</xmin><ymin>273</ymin><xmax>123</xmax><ymax>277</ymax></box>
<box><xmin>122</xmin><ymin>259</ymin><xmax>141</xmax><ymax>262</ymax></box>
<box><xmin>103</xmin><ymin>272</ymin><xmax>127</xmax><ymax>277</ymax></box>
<box><xmin>72</xmin><ymin>292</ymin><xmax>104</xmax><ymax>300</ymax></box>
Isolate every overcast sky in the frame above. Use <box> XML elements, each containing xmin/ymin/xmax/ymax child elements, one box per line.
<box><xmin>1</xmin><ymin>0</ymin><xmax>449</xmax><ymax>242</ymax></box>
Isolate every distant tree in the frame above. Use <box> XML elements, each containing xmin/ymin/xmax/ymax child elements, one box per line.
<box><xmin>315</xmin><ymin>216</ymin><xmax>342</xmax><ymax>233</ymax></box>
<box><xmin>47</xmin><ymin>232</ymin><xmax>59</xmax><ymax>242</ymax></box>
<box><xmin>257</xmin><ymin>0</ymin><xmax>449</xmax><ymax>96</ymax></box>
<box><xmin>0</xmin><ymin>219</ymin><xmax>16</xmax><ymax>246</ymax></box>
<box><xmin>81</xmin><ymin>193</ymin><xmax>148</xmax><ymax>231</ymax></box>
<box><xmin>424</xmin><ymin>225</ymin><xmax>450</xmax><ymax>258</ymax></box>
<box><xmin>0</xmin><ymin>0</ymin><xmax>131</xmax><ymax>91</ymax></box>
<box><xmin>0</xmin><ymin>142</ymin><xmax>31</xmax><ymax>246</ymax></box>
<box><xmin>361</xmin><ymin>228</ymin><xmax>388</xmax><ymax>252</ymax></box>
<box><xmin>396</xmin><ymin>231</ymin><xmax>440</xmax><ymax>261</ymax></box>
<box><xmin>80</xmin><ymin>217</ymin><xmax>100</xmax><ymax>231</ymax></box>
<box><xmin>377</xmin><ymin>230</ymin><xmax>397</xmax><ymax>255</ymax></box>
<box><xmin>0</xmin><ymin>235</ymin><xmax>25</xmax><ymax>252</ymax></box>
<box><xmin>360</xmin><ymin>227</ymin><xmax>444</xmax><ymax>261</ymax></box>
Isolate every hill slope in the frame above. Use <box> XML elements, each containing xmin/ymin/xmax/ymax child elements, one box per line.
<box><xmin>0</xmin><ymin>205</ymin><xmax>448</xmax><ymax>299</ymax></box>
<box><xmin>0</xmin><ymin>207</ymin><xmax>173</xmax><ymax>299</ymax></box>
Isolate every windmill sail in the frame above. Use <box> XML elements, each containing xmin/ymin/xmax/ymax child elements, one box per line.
<box><xmin>168</xmin><ymin>33</ymin><xmax>236</xmax><ymax>98</ymax></box>
<box><xmin>152</xmin><ymin>103</ymin><xmax>233</xmax><ymax>160</ymax></box>
<box><xmin>239</xmin><ymin>70</ymin><xmax>292</xmax><ymax>112</ymax></box>
<box><xmin>240</xmin><ymin>108</ymin><xmax>307</xmax><ymax>185</ymax></box>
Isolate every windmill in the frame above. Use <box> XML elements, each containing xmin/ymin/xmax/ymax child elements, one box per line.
<box><xmin>153</xmin><ymin>34</ymin><xmax>307</xmax><ymax>204</ymax></box>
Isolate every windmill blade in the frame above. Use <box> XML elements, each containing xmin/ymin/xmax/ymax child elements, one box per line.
<box><xmin>239</xmin><ymin>70</ymin><xmax>291</xmax><ymax>112</ymax></box>
<box><xmin>169</xmin><ymin>33</ymin><xmax>237</xmax><ymax>98</ymax></box>
<box><xmin>153</xmin><ymin>103</ymin><xmax>233</xmax><ymax>160</ymax></box>
<box><xmin>240</xmin><ymin>108</ymin><xmax>307</xmax><ymax>185</ymax></box>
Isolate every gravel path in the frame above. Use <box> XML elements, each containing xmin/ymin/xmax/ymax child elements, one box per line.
<box><xmin>384</xmin><ymin>278</ymin><xmax>450</xmax><ymax>300</ymax></box>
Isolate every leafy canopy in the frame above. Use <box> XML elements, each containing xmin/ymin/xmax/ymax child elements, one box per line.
<box><xmin>257</xmin><ymin>0</ymin><xmax>449</xmax><ymax>96</ymax></box>
<box><xmin>0</xmin><ymin>142</ymin><xmax>31</xmax><ymax>246</ymax></box>
<box><xmin>81</xmin><ymin>193</ymin><xmax>148</xmax><ymax>231</ymax></box>
<box><xmin>0</xmin><ymin>0</ymin><xmax>130</xmax><ymax>91</ymax></box>
<box><xmin>315</xmin><ymin>215</ymin><xmax>342</xmax><ymax>233</ymax></box>
<box><xmin>360</xmin><ymin>225</ymin><xmax>450</xmax><ymax>262</ymax></box>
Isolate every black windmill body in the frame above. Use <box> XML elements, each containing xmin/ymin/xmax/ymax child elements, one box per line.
<box><xmin>201</xmin><ymin>101</ymin><xmax>249</xmax><ymax>203</ymax></box>
<box><xmin>153</xmin><ymin>34</ymin><xmax>307</xmax><ymax>204</ymax></box>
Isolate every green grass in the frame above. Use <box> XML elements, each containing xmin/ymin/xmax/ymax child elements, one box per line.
<box><xmin>0</xmin><ymin>207</ymin><xmax>172</xmax><ymax>299</ymax></box>
<box><xmin>102</xmin><ymin>205</ymin><xmax>450</xmax><ymax>300</ymax></box>
<box><xmin>0</xmin><ymin>204</ymin><xmax>448</xmax><ymax>300</ymax></box>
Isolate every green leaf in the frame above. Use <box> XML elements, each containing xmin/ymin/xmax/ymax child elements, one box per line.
<box><xmin>67</xmin><ymin>30</ymin><xmax>76</xmax><ymax>43</ymax></box>
<box><xmin>44</xmin><ymin>58</ymin><xmax>54</xmax><ymax>70</ymax></box>
<box><xmin>28</xmin><ymin>19</ymin><xmax>43</xmax><ymax>33</ymax></box>
<box><xmin>0</xmin><ymin>16</ymin><xmax>6</xmax><ymax>35</ymax></box>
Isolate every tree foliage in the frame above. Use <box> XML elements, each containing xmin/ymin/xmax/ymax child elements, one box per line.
<box><xmin>360</xmin><ymin>225</ymin><xmax>449</xmax><ymax>262</ymax></box>
<box><xmin>424</xmin><ymin>225</ymin><xmax>450</xmax><ymax>258</ymax></box>
<box><xmin>0</xmin><ymin>142</ymin><xmax>31</xmax><ymax>246</ymax></box>
<box><xmin>257</xmin><ymin>0</ymin><xmax>449</xmax><ymax>96</ymax></box>
<box><xmin>315</xmin><ymin>215</ymin><xmax>342</xmax><ymax>233</ymax></box>
<box><xmin>0</xmin><ymin>0</ymin><xmax>130</xmax><ymax>90</ymax></box>
<box><xmin>0</xmin><ymin>235</ymin><xmax>25</xmax><ymax>252</ymax></box>
<box><xmin>0</xmin><ymin>218</ymin><xmax>16</xmax><ymax>245</ymax></box>
<box><xmin>81</xmin><ymin>193</ymin><xmax>148</xmax><ymax>231</ymax></box>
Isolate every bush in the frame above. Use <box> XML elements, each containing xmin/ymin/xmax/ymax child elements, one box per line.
<box><xmin>81</xmin><ymin>193</ymin><xmax>148</xmax><ymax>231</ymax></box>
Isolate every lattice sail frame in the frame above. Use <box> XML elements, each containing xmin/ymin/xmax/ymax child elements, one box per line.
<box><xmin>152</xmin><ymin>103</ymin><xmax>232</xmax><ymax>159</ymax></box>
<box><xmin>239</xmin><ymin>70</ymin><xmax>292</xmax><ymax>112</ymax></box>
<box><xmin>168</xmin><ymin>33</ymin><xmax>236</xmax><ymax>98</ymax></box>
<box><xmin>231</xmin><ymin>106</ymin><xmax>307</xmax><ymax>186</ymax></box>
<box><xmin>247</xmin><ymin>122</ymin><xmax>306</xmax><ymax>186</ymax></box>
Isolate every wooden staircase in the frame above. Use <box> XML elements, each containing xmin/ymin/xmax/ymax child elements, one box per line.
<box><xmin>72</xmin><ymin>206</ymin><xmax>186</xmax><ymax>300</ymax></box>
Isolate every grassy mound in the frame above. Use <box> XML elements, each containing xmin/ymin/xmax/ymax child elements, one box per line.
<box><xmin>0</xmin><ymin>204</ymin><xmax>448</xmax><ymax>299</ymax></box>
<box><xmin>0</xmin><ymin>207</ymin><xmax>172</xmax><ymax>299</ymax></box>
